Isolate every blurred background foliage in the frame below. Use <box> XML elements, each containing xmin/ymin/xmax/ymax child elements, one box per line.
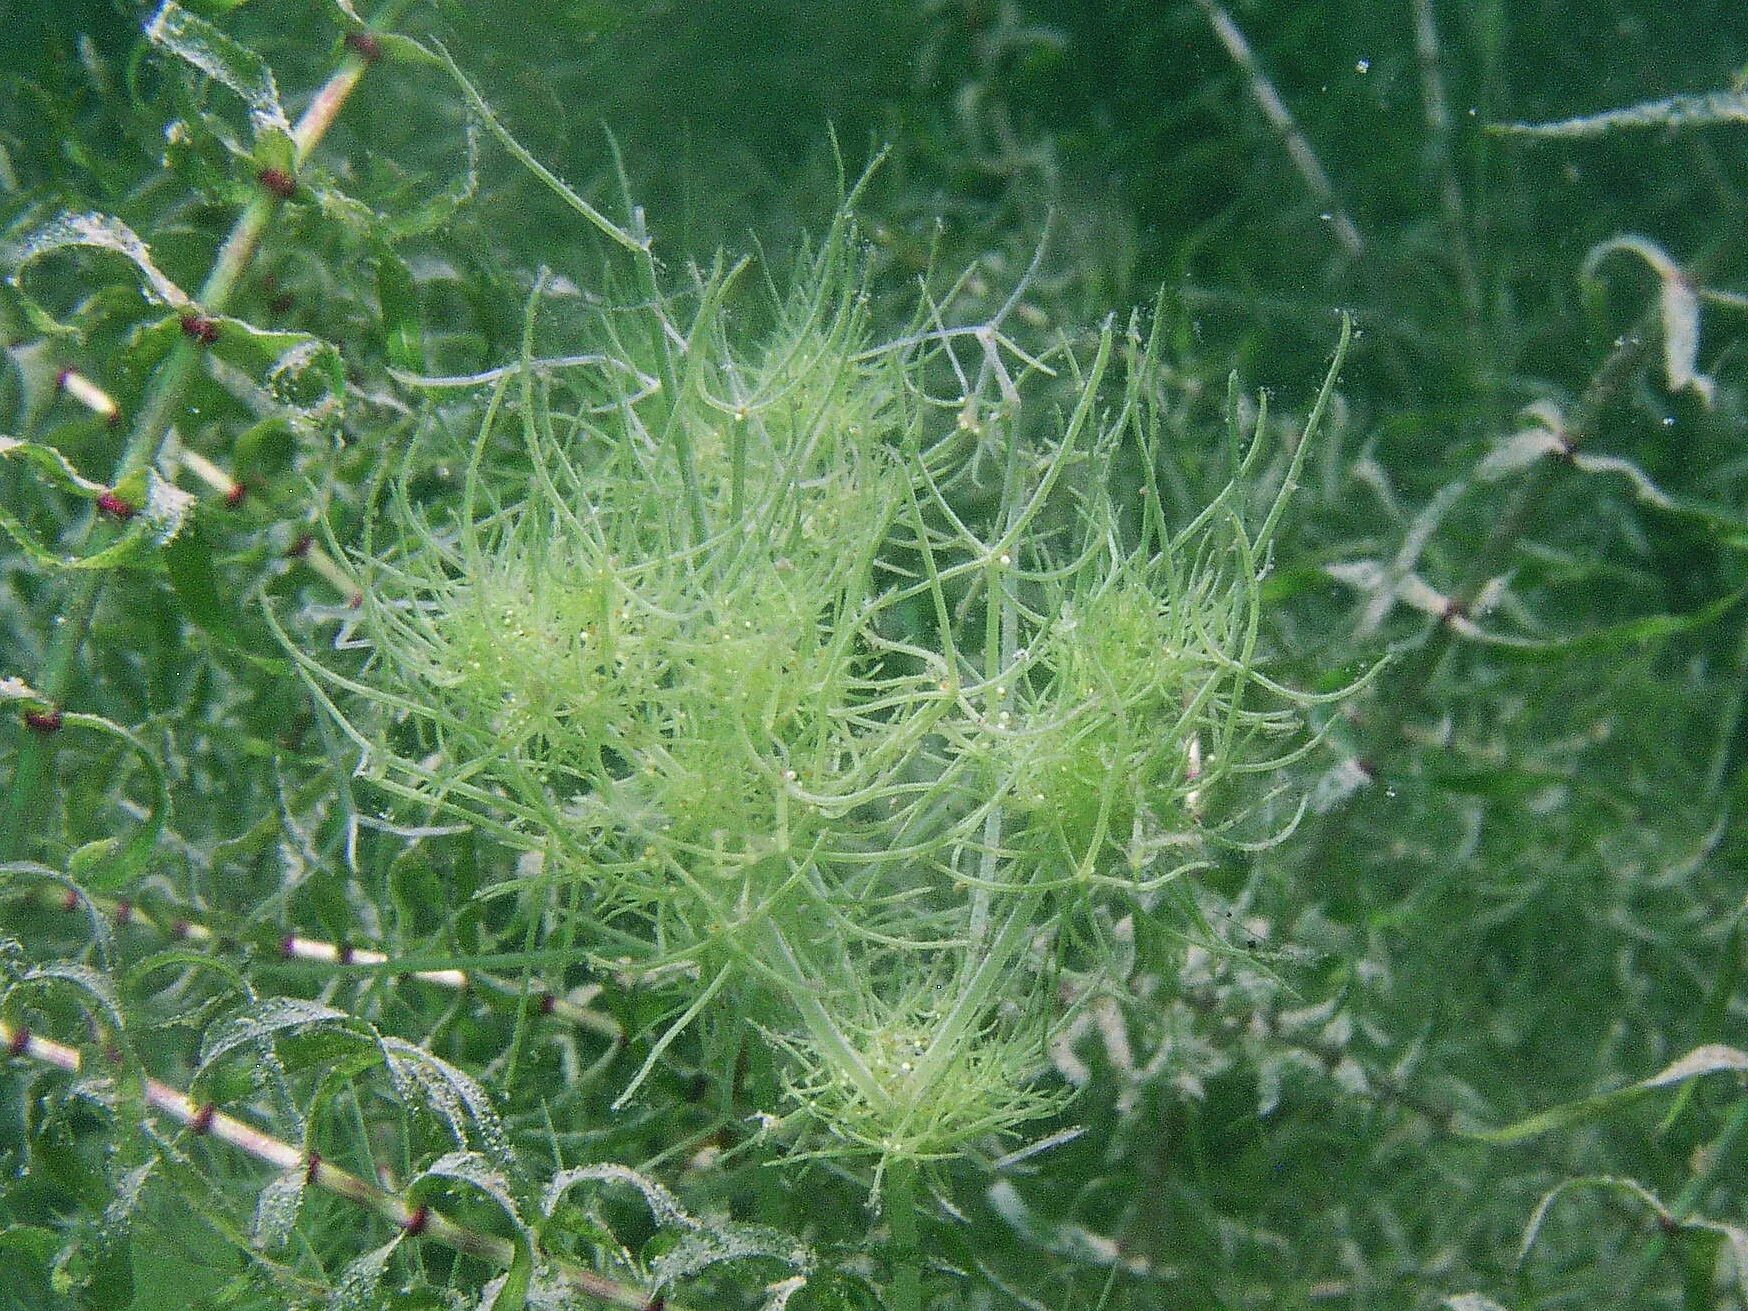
<box><xmin>3</xmin><ymin>1</ymin><xmax>1747</xmax><ymax>1308</ymax></box>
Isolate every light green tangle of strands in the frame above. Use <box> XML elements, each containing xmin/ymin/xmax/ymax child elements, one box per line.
<box><xmin>291</xmin><ymin>181</ymin><xmax>1359</xmax><ymax>1177</ymax></box>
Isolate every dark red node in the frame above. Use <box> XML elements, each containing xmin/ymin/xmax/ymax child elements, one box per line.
<box><xmin>224</xmin><ymin>482</ymin><xmax>248</xmax><ymax>509</ymax></box>
<box><xmin>180</xmin><ymin>314</ymin><xmax>219</xmax><ymax>345</ymax></box>
<box><xmin>23</xmin><ymin>708</ymin><xmax>63</xmax><ymax>734</ymax></box>
<box><xmin>5</xmin><ymin>1026</ymin><xmax>28</xmax><ymax>1057</ymax></box>
<box><xmin>95</xmin><ymin>492</ymin><xmax>136</xmax><ymax>521</ymax></box>
<box><xmin>345</xmin><ymin>30</ymin><xmax>383</xmax><ymax>63</ymax></box>
<box><xmin>400</xmin><ymin>1204</ymin><xmax>429</xmax><ymax>1236</ymax></box>
<box><xmin>189</xmin><ymin>1102</ymin><xmax>217</xmax><ymax>1135</ymax></box>
<box><xmin>258</xmin><ymin>167</ymin><xmax>297</xmax><ymax>201</ymax></box>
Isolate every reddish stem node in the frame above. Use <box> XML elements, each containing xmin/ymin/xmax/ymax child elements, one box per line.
<box><xmin>180</xmin><ymin>314</ymin><xmax>220</xmax><ymax>345</ymax></box>
<box><xmin>23</xmin><ymin>707</ymin><xmax>64</xmax><ymax>734</ymax></box>
<box><xmin>258</xmin><ymin>167</ymin><xmax>298</xmax><ymax>201</ymax></box>
<box><xmin>401</xmin><ymin>1204</ymin><xmax>430</xmax><ymax>1236</ymax></box>
<box><xmin>61</xmin><ymin>887</ymin><xmax>81</xmax><ymax>912</ymax></box>
<box><xmin>345</xmin><ymin>30</ymin><xmax>384</xmax><ymax>63</ymax></box>
<box><xmin>305</xmin><ymin>1149</ymin><xmax>323</xmax><ymax>1184</ymax></box>
<box><xmin>224</xmin><ymin>482</ymin><xmax>248</xmax><ymax>509</ymax></box>
<box><xmin>287</xmin><ymin>533</ymin><xmax>315</xmax><ymax>559</ymax></box>
<box><xmin>6</xmin><ymin>1026</ymin><xmax>29</xmax><ymax>1058</ymax></box>
<box><xmin>95</xmin><ymin>492</ymin><xmax>136</xmax><ymax>521</ymax></box>
<box><xmin>113</xmin><ymin>899</ymin><xmax>133</xmax><ymax>927</ymax></box>
<box><xmin>189</xmin><ymin>1102</ymin><xmax>217</xmax><ymax>1136</ymax></box>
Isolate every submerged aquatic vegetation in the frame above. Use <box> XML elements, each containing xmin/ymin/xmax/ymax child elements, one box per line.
<box><xmin>5</xmin><ymin>2</ymin><xmax>1742</xmax><ymax>1306</ymax></box>
<box><xmin>288</xmin><ymin>204</ymin><xmax>1357</xmax><ymax>1176</ymax></box>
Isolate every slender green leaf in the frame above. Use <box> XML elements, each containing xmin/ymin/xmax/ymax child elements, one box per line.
<box><xmin>1470</xmin><ymin>1046</ymin><xmax>1748</xmax><ymax>1144</ymax></box>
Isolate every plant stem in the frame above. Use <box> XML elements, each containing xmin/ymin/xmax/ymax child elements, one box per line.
<box><xmin>1298</xmin><ymin>316</ymin><xmax>1655</xmax><ymax>877</ymax></box>
<box><xmin>760</xmin><ymin>920</ymin><xmax>890</xmax><ymax>1110</ymax></box>
<box><xmin>885</xmin><ymin>1158</ymin><xmax>922</xmax><ymax>1311</ymax></box>
<box><xmin>0</xmin><ymin>1018</ymin><xmax>659</xmax><ymax>1309</ymax></box>
<box><xmin>0</xmin><ymin>38</ymin><xmax>376</xmax><ymax>860</ymax></box>
<box><xmin>12</xmin><ymin>882</ymin><xmax>623</xmax><ymax>1039</ymax></box>
<box><xmin>1618</xmin><ymin>1097</ymin><xmax>1748</xmax><ymax>1303</ymax></box>
<box><xmin>910</xmin><ymin>891</ymin><xmax>1038</xmax><ymax>1095</ymax></box>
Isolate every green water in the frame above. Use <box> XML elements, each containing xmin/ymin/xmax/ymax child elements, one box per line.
<box><xmin>2</xmin><ymin>3</ymin><xmax>1746</xmax><ymax>1308</ymax></box>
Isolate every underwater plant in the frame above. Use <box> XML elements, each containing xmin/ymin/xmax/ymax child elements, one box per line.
<box><xmin>278</xmin><ymin>176</ymin><xmax>1355</xmax><ymax>1299</ymax></box>
<box><xmin>6</xmin><ymin>3</ymin><xmax>1743</xmax><ymax>1308</ymax></box>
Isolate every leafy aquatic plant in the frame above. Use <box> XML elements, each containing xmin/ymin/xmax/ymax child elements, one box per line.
<box><xmin>282</xmin><ymin>185</ymin><xmax>1355</xmax><ymax>1243</ymax></box>
<box><xmin>6</xmin><ymin>2</ymin><xmax>1744</xmax><ymax>1308</ymax></box>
